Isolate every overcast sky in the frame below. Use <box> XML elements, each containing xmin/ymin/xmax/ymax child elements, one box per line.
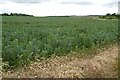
<box><xmin>0</xmin><ymin>0</ymin><xmax>119</xmax><ymax>16</ymax></box>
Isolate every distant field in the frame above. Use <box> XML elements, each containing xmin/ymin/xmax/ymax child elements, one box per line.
<box><xmin>2</xmin><ymin>16</ymin><xmax>118</xmax><ymax>70</ymax></box>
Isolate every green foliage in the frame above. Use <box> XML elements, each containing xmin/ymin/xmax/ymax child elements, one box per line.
<box><xmin>1</xmin><ymin>13</ymin><xmax>34</xmax><ymax>17</ymax></box>
<box><xmin>2</xmin><ymin>16</ymin><xmax>118</xmax><ymax>70</ymax></box>
<box><xmin>99</xmin><ymin>13</ymin><xmax>120</xmax><ymax>19</ymax></box>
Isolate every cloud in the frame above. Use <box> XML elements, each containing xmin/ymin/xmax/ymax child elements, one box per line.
<box><xmin>102</xmin><ymin>1</ymin><xmax>119</xmax><ymax>8</ymax></box>
<box><xmin>0</xmin><ymin>0</ymin><xmax>50</xmax><ymax>3</ymax></box>
<box><xmin>103</xmin><ymin>3</ymin><xmax>117</xmax><ymax>8</ymax></box>
<box><xmin>61</xmin><ymin>1</ymin><xmax>92</xmax><ymax>5</ymax></box>
<box><xmin>0</xmin><ymin>0</ymin><xmax>118</xmax><ymax>16</ymax></box>
<box><xmin>60</xmin><ymin>0</ymin><xmax>119</xmax><ymax>7</ymax></box>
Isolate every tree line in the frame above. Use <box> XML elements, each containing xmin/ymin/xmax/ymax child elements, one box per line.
<box><xmin>99</xmin><ymin>13</ymin><xmax>120</xmax><ymax>19</ymax></box>
<box><xmin>0</xmin><ymin>13</ymin><xmax>34</xmax><ymax>17</ymax></box>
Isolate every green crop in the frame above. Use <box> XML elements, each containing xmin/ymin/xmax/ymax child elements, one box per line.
<box><xmin>2</xmin><ymin>16</ymin><xmax>118</xmax><ymax>70</ymax></box>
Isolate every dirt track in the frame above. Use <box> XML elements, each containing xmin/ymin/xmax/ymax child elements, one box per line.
<box><xmin>2</xmin><ymin>46</ymin><xmax>118</xmax><ymax>78</ymax></box>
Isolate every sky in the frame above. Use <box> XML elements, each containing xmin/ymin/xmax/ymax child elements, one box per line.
<box><xmin>0</xmin><ymin>0</ymin><xmax>119</xmax><ymax>16</ymax></box>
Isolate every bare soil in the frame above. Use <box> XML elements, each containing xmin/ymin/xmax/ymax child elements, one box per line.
<box><xmin>2</xmin><ymin>46</ymin><xmax>118</xmax><ymax>78</ymax></box>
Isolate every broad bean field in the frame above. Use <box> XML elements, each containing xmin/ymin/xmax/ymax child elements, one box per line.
<box><xmin>2</xmin><ymin>16</ymin><xmax>118</xmax><ymax>70</ymax></box>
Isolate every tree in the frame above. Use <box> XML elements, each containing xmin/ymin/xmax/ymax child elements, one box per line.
<box><xmin>2</xmin><ymin>13</ymin><xmax>9</xmax><ymax>16</ymax></box>
<box><xmin>10</xmin><ymin>13</ymin><xmax>13</xmax><ymax>16</ymax></box>
<box><xmin>106</xmin><ymin>13</ymin><xmax>111</xmax><ymax>16</ymax></box>
<box><xmin>111</xmin><ymin>13</ymin><xmax>116</xmax><ymax>16</ymax></box>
